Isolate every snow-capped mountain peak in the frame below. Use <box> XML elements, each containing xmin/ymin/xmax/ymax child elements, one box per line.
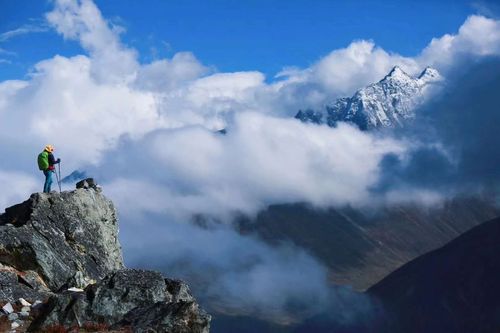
<box><xmin>383</xmin><ymin>66</ymin><xmax>412</xmax><ymax>82</ymax></box>
<box><xmin>417</xmin><ymin>66</ymin><xmax>442</xmax><ymax>85</ymax></box>
<box><xmin>296</xmin><ymin>66</ymin><xmax>443</xmax><ymax>130</ymax></box>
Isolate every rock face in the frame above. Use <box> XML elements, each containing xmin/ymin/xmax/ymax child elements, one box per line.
<box><xmin>0</xmin><ymin>179</ymin><xmax>211</xmax><ymax>332</ymax></box>
<box><xmin>30</xmin><ymin>269</ymin><xmax>210</xmax><ymax>333</ymax></box>
<box><xmin>0</xmin><ymin>185</ymin><xmax>123</xmax><ymax>292</ymax></box>
<box><xmin>296</xmin><ymin>66</ymin><xmax>443</xmax><ymax>130</ymax></box>
<box><xmin>369</xmin><ymin>216</ymin><xmax>500</xmax><ymax>333</ymax></box>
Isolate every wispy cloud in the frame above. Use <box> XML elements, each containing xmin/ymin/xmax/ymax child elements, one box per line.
<box><xmin>0</xmin><ymin>59</ymin><xmax>11</xmax><ymax>65</ymax></box>
<box><xmin>472</xmin><ymin>1</ymin><xmax>500</xmax><ymax>18</ymax></box>
<box><xmin>0</xmin><ymin>48</ymin><xmax>16</xmax><ymax>57</ymax></box>
<box><xmin>0</xmin><ymin>24</ymin><xmax>49</xmax><ymax>42</ymax></box>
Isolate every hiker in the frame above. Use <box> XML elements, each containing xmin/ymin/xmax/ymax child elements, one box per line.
<box><xmin>38</xmin><ymin>145</ymin><xmax>61</xmax><ymax>193</ymax></box>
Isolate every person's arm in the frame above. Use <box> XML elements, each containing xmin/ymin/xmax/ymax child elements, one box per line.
<box><xmin>48</xmin><ymin>153</ymin><xmax>60</xmax><ymax>165</ymax></box>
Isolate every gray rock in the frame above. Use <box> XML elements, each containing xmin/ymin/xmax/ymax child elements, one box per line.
<box><xmin>0</xmin><ymin>187</ymin><xmax>123</xmax><ymax>292</ymax></box>
<box><xmin>116</xmin><ymin>301</ymin><xmax>211</xmax><ymax>333</ymax></box>
<box><xmin>75</xmin><ymin>178</ymin><xmax>98</xmax><ymax>190</ymax></box>
<box><xmin>0</xmin><ymin>182</ymin><xmax>210</xmax><ymax>332</ymax></box>
<box><xmin>29</xmin><ymin>269</ymin><xmax>211</xmax><ymax>332</ymax></box>
<box><xmin>8</xmin><ymin>312</ymin><xmax>18</xmax><ymax>321</ymax></box>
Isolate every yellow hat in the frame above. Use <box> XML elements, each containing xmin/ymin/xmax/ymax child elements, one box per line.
<box><xmin>44</xmin><ymin>144</ymin><xmax>54</xmax><ymax>153</ymax></box>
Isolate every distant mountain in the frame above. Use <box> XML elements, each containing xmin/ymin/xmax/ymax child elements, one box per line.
<box><xmin>296</xmin><ymin>66</ymin><xmax>442</xmax><ymax>130</ymax></box>
<box><xmin>369</xmin><ymin>216</ymin><xmax>500</xmax><ymax>333</ymax></box>
<box><xmin>237</xmin><ymin>195</ymin><xmax>499</xmax><ymax>291</ymax></box>
<box><xmin>61</xmin><ymin>170</ymin><xmax>88</xmax><ymax>184</ymax></box>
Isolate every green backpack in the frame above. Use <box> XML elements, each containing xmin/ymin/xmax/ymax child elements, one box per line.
<box><xmin>37</xmin><ymin>151</ymin><xmax>49</xmax><ymax>170</ymax></box>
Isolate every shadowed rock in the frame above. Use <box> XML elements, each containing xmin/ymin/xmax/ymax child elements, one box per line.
<box><xmin>0</xmin><ymin>178</ymin><xmax>211</xmax><ymax>332</ymax></box>
<box><xmin>29</xmin><ymin>269</ymin><xmax>210</xmax><ymax>333</ymax></box>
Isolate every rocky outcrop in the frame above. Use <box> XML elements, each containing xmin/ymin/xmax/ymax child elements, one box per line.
<box><xmin>0</xmin><ymin>179</ymin><xmax>211</xmax><ymax>332</ymax></box>
<box><xmin>0</xmin><ymin>185</ymin><xmax>123</xmax><ymax>293</ymax></box>
<box><xmin>29</xmin><ymin>269</ymin><xmax>210</xmax><ymax>332</ymax></box>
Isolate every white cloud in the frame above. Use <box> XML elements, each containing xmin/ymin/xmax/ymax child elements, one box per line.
<box><xmin>101</xmin><ymin>113</ymin><xmax>404</xmax><ymax>221</ymax></box>
<box><xmin>419</xmin><ymin>15</ymin><xmax>500</xmax><ymax>69</ymax></box>
<box><xmin>276</xmin><ymin>40</ymin><xmax>420</xmax><ymax>99</ymax></box>
<box><xmin>46</xmin><ymin>0</ymin><xmax>138</xmax><ymax>84</ymax></box>
<box><xmin>0</xmin><ymin>171</ymin><xmax>38</xmax><ymax>209</ymax></box>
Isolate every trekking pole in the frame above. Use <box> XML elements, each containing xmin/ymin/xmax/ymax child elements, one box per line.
<box><xmin>58</xmin><ymin>163</ymin><xmax>62</xmax><ymax>192</ymax></box>
<box><xmin>54</xmin><ymin>169</ymin><xmax>60</xmax><ymax>193</ymax></box>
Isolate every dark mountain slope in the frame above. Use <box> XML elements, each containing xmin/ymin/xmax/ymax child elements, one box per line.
<box><xmin>238</xmin><ymin>195</ymin><xmax>499</xmax><ymax>290</ymax></box>
<box><xmin>369</xmin><ymin>216</ymin><xmax>500</xmax><ymax>333</ymax></box>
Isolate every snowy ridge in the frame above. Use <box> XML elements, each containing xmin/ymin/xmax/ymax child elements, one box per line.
<box><xmin>296</xmin><ymin>66</ymin><xmax>443</xmax><ymax>130</ymax></box>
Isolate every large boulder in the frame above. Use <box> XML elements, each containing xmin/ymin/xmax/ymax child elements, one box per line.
<box><xmin>0</xmin><ymin>185</ymin><xmax>123</xmax><ymax>292</ymax></box>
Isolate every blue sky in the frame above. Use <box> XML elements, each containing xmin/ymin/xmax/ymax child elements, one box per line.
<box><xmin>0</xmin><ymin>0</ymin><xmax>491</xmax><ymax>81</ymax></box>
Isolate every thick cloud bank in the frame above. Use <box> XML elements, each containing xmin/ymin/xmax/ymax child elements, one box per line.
<box><xmin>376</xmin><ymin>58</ymin><xmax>500</xmax><ymax>200</ymax></box>
<box><xmin>0</xmin><ymin>0</ymin><xmax>500</xmax><ymax>325</ymax></box>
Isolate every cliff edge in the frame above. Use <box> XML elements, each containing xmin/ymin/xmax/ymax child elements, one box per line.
<box><xmin>0</xmin><ymin>179</ymin><xmax>210</xmax><ymax>332</ymax></box>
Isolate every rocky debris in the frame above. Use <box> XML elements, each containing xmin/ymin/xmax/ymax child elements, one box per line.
<box><xmin>0</xmin><ymin>298</ymin><xmax>39</xmax><ymax>332</ymax></box>
<box><xmin>29</xmin><ymin>269</ymin><xmax>210</xmax><ymax>332</ymax></box>
<box><xmin>0</xmin><ymin>179</ymin><xmax>211</xmax><ymax>332</ymax></box>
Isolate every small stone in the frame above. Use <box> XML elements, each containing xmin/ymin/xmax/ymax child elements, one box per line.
<box><xmin>67</xmin><ymin>287</ymin><xmax>84</xmax><ymax>292</ymax></box>
<box><xmin>18</xmin><ymin>298</ymin><xmax>31</xmax><ymax>307</ymax></box>
<box><xmin>21</xmin><ymin>306</ymin><xmax>30</xmax><ymax>313</ymax></box>
<box><xmin>19</xmin><ymin>311</ymin><xmax>29</xmax><ymax>318</ymax></box>
<box><xmin>2</xmin><ymin>303</ymin><xmax>14</xmax><ymax>314</ymax></box>
<box><xmin>8</xmin><ymin>312</ymin><xmax>18</xmax><ymax>321</ymax></box>
<box><xmin>31</xmin><ymin>300</ymin><xmax>43</xmax><ymax>310</ymax></box>
<box><xmin>11</xmin><ymin>321</ymin><xmax>20</xmax><ymax>329</ymax></box>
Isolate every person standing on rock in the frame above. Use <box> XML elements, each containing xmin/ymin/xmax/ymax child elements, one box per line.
<box><xmin>37</xmin><ymin>145</ymin><xmax>61</xmax><ymax>193</ymax></box>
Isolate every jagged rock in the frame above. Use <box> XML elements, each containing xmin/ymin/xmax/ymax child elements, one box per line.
<box><xmin>0</xmin><ymin>186</ymin><xmax>123</xmax><ymax>292</ymax></box>
<box><xmin>75</xmin><ymin>177</ymin><xmax>98</xmax><ymax>190</ymax></box>
<box><xmin>0</xmin><ymin>269</ymin><xmax>50</xmax><ymax>303</ymax></box>
<box><xmin>29</xmin><ymin>269</ymin><xmax>211</xmax><ymax>333</ymax></box>
<box><xmin>0</xmin><ymin>182</ymin><xmax>210</xmax><ymax>332</ymax></box>
<box><xmin>115</xmin><ymin>301</ymin><xmax>211</xmax><ymax>333</ymax></box>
